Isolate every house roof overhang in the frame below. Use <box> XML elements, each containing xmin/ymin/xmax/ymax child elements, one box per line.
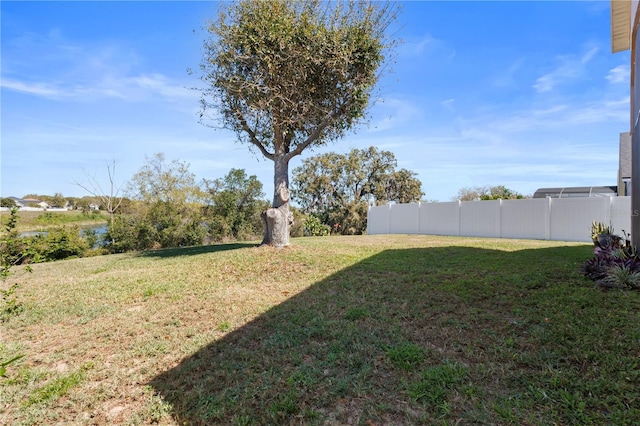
<box><xmin>611</xmin><ymin>0</ymin><xmax>632</xmax><ymax>52</ymax></box>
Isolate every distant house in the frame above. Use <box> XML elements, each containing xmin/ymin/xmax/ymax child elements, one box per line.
<box><xmin>8</xmin><ymin>197</ymin><xmax>49</xmax><ymax>209</ymax></box>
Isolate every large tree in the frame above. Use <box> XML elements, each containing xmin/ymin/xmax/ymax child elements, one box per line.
<box><xmin>291</xmin><ymin>147</ymin><xmax>423</xmax><ymax>234</ymax></box>
<box><xmin>199</xmin><ymin>0</ymin><xmax>397</xmax><ymax>246</ymax></box>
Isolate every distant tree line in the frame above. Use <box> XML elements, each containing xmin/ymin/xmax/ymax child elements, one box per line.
<box><xmin>1</xmin><ymin>147</ymin><xmax>426</xmax><ymax>261</ymax></box>
<box><xmin>4</xmin><ymin>155</ymin><xmax>532</xmax><ymax>263</ymax></box>
<box><xmin>453</xmin><ymin>185</ymin><xmax>527</xmax><ymax>202</ymax></box>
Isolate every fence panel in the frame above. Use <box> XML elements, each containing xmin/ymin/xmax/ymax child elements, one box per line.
<box><xmin>609</xmin><ymin>196</ymin><xmax>632</xmax><ymax>237</ymax></box>
<box><xmin>367</xmin><ymin>196</ymin><xmax>633</xmax><ymax>242</ymax></box>
<box><xmin>418</xmin><ymin>201</ymin><xmax>460</xmax><ymax>235</ymax></box>
<box><xmin>500</xmin><ymin>198</ymin><xmax>549</xmax><ymax>240</ymax></box>
<box><xmin>367</xmin><ymin>204</ymin><xmax>390</xmax><ymax>235</ymax></box>
<box><xmin>459</xmin><ymin>200</ymin><xmax>501</xmax><ymax>238</ymax></box>
<box><xmin>549</xmin><ymin>197</ymin><xmax>609</xmax><ymax>242</ymax></box>
<box><xmin>389</xmin><ymin>203</ymin><xmax>420</xmax><ymax>234</ymax></box>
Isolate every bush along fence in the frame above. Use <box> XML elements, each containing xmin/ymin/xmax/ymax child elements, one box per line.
<box><xmin>581</xmin><ymin>221</ymin><xmax>640</xmax><ymax>290</ymax></box>
<box><xmin>367</xmin><ymin>196</ymin><xmax>632</xmax><ymax>242</ymax></box>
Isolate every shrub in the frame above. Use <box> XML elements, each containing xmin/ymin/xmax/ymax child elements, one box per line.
<box><xmin>104</xmin><ymin>214</ymin><xmax>156</xmax><ymax>253</ymax></box>
<box><xmin>591</xmin><ymin>221</ymin><xmax>621</xmax><ymax>248</ymax></box>
<box><xmin>0</xmin><ymin>208</ymin><xmax>30</xmax><ymax>320</ymax></box>
<box><xmin>304</xmin><ymin>215</ymin><xmax>331</xmax><ymax>237</ymax></box>
<box><xmin>26</xmin><ymin>226</ymin><xmax>89</xmax><ymax>262</ymax></box>
<box><xmin>148</xmin><ymin>202</ymin><xmax>206</xmax><ymax>248</ymax></box>
<box><xmin>599</xmin><ymin>264</ymin><xmax>640</xmax><ymax>289</ymax></box>
<box><xmin>289</xmin><ymin>207</ymin><xmax>306</xmax><ymax>238</ymax></box>
<box><xmin>580</xmin><ymin>229</ymin><xmax>640</xmax><ymax>289</ymax></box>
<box><xmin>105</xmin><ymin>202</ymin><xmax>207</xmax><ymax>252</ymax></box>
<box><xmin>81</xmin><ymin>227</ymin><xmax>101</xmax><ymax>249</ymax></box>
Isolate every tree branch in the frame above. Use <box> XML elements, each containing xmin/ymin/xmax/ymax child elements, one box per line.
<box><xmin>285</xmin><ymin>102</ymin><xmax>349</xmax><ymax>161</ymax></box>
<box><xmin>236</xmin><ymin>110</ymin><xmax>274</xmax><ymax>160</ymax></box>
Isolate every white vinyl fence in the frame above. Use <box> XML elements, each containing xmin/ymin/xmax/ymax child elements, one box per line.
<box><xmin>367</xmin><ymin>196</ymin><xmax>632</xmax><ymax>242</ymax></box>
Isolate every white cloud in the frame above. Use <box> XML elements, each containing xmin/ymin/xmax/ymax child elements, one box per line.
<box><xmin>482</xmin><ymin>97</ymin><xmax>627</xmax><ymax>133</ymax></box>
<box><xmin>398</xmin><ymin>33</ymin><xmax>455</xmax><ymax>61</ymax></box>
<box><xmin>533</xmin><ymin>44</ymin><xmax>599</xmax><ymax>93</ymax></box>
<box><xmin>606</xmin><ymin>65</ymin><xmax>630</xmax><ymax>84</ymax></box>
<box><xmin>2</xmin><ymin>29</ymin><xmax>196</xmax><ymax>104</ymax></box>
<box><xmin>402</xmin><ymin>34</ymin><xmax>439</xmax><ymax>56</ymax></box>
<box><xmin>368</xmin><ymin>97</ymin><xmax>422</xmax><ymax>132</ymax></box>
<box><xmin>580</xmin><ymin>45</ymin><xmax>599</xmax><ymax>64</ymax></box>
<box><xmin>533</xmin><ymin>75</ymin><xmax>555</xmax><ymax>93</ymax></box>
<box><xmin>1</xmin><ymin>79</ymin><xmax>61</xmax><ymax>97</ymax></box>
<box><xmin>440</xmin><ymin>98</ymin><xmax>455</xmax><ymax>111</ymax></box>
<box><xmin>1</xmin><ymin>73</ymin><xmax>195</xmax><ymax>103</ymax></box>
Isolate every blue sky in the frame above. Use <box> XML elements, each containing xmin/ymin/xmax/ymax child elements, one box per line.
<box><xmin>1</xmin><ymin>1</ymin><xmax>631</xmax><ymax>202</ymax></box>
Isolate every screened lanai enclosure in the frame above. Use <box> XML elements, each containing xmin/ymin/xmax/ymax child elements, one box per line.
<box><xmin>532</xmin><ymin>186</ymin><xmax>618</xmax><ymax>199</ymax></box>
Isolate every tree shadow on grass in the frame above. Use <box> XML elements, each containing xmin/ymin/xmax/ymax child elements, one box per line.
<box><xmin>139</xmin><ymin>242</ymin><xmax>258</xmax><ymax>259</ymax></box>
<box><xmin>148</xmin><ymin>244</ymin><xmax>595</xmax><ymax>424</ymax></box>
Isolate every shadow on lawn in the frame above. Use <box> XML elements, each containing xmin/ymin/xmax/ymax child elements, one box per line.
<box><xmin>139</xmin><ymin>242</ymin><xmax>257</xmax><ymax>258</ymax></box>
<box><xmin>148</xmin><ymin>243</ymin><xmax>591</xmax><ymax>424</ymax></box>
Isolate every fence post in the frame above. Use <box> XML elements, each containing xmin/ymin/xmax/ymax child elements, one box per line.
<box><xmin>498</xmin><ymin>198</ymin><xmax>503</xmax><ymax>238</ymax></box>
<box><xmin>545</xmin><ymin>197</ymin><xmax>551</xmax><ymax>240</ymax></box>
<box><xmin>457</xmin><ymin>200</ymin><xmax>461</xmax><ymax>236</ymax></box>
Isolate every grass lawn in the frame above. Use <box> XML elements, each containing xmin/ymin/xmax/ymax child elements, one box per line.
<box><xmin>2</xmin><ymin>235</ymin><xmax>639</xmax><ymax>425</ymax></box>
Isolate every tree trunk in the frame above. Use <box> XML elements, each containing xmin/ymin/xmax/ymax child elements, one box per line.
<box><xmin>261</xmin><ymin>155</ymin><xmax>293</xmax><ymax>247</ymax></box>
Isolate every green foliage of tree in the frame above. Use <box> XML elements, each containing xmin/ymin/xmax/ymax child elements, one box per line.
<box><xmin>51</xmin><ymin>193</ymin><xmax>67</xmax><ymax>208</ymax></box>
<box><xmin>204</xmin><ymin>169</ymin><xmax>269</xmax><ymax>242</ymax></box>
<box><xmin>385</xmin><ymin>169</ymin><xmax>424</xmax><ymax>204</ymax></box>
<box><xmin>148</xmin><ymin>201</ymin><xmax>206</xmax><ymax>249</ymax></box>
<box><xmin>292</xmin><ymin>146</ymin><xmax>423</xmax><ymax>235</ymax></box>
<box><xmin>106</xmin><ymin>153</ymin><xmax>207</xmax><ymax>252</ymax></box>
<box><xmin>454</xmin><ymin>185</ymin><xmax>525</xmax><ymax>201</ymax></box>
<box><xmin>128</xmin><ymin>153</ymin><xmax>203</xmax><ymax>205</ymax></box>
<box><xmin>199</xmin><ymin>0</ymin><xmax>397</xmax><ymax>246</ymax></box>
<box><xmin>1</xmin><ymin>198</ymin><xmax>17</xmax><ymax>208</ymax></box>
<box><xmin>105</xmin><ymin>213</ymin><xmax>156</xmax><ymax>253</ymax></box>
